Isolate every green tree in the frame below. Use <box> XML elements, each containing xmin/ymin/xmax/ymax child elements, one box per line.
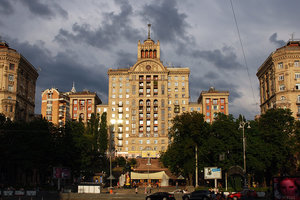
<box><xmin>160</xmin><ymin>111</ymin><xmax>209</xmax><ymax>185</ymax></box>
<box><xmin>99</xmin><ymin>112</ymin><xmax>108</xmax><ymax>155</ymax></box>
<box><xmin>257</xmin><ymin>108</ymin><xmax>297</xmax><ymax>185</ymax></box>
<box><xmin>209</xmin><ymin>113</ymin><xmax>241</xmax><ymax>171</ymax></box>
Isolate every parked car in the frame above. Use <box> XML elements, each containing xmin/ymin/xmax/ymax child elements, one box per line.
<box><xmin>182</xmin><ymin>190</ymin><xmax>212</xmax><ymax>200</ymax></box>
<box><xmin>146</xmin><ymin>192</ymin><xmax>176</xmax><ymax>200</ymax></box>
<box><xmin>227</xmin><ymin>189</ymin><xmax>257</xmax><ymax>200</ymax></box>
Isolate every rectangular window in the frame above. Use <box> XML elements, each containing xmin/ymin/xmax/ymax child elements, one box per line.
<box><xmin>8</xmin><ymin>74</ymin><xmax>14</xmax><ymax>81</ymax></box>
<box><xmin>213</xmin><ymin>99</ymin><xmax>218</xmax><ymax>104</ymax></box>
<box><xmin>294</xmin><ymin>60</ymin><xmax>299</xmax><ymax>67</ymax></box>
<box><xmin>206</xmin><ymin>98</ymin><xmax>210</xmax><ymax>104</ymax></box>
<box><xmin>9</xmin><ymin>63</ymin><xmax>15</xmax><ymax>70</ymax></box>
<box><xmin>8</xmin><ymin>85</ymin><xmax>13</xmax><ymax>92</ymax></box>
<box><xmin>278</xmin><ymin>74</ymin><xmax>284</xmax><ymax>81</ymax></box>
<box><xmin>295</xmin><ymin>73</ymin><xmax>300</xmax><ymax>79</ymax></box>
<box><xmin>221</xmin><ymin>98</ymin><xmax>225</xmax><ymax>103</ymax></box>
<box><xmin>296</xmin><ymin>84</ymin><xmax>300</xmax><ymax>90</ymax></box>
<box><xmin>278</xmin><ymin>62</ymin><xmax>283</xmax><ymax>69</ymax></box>
<box><xmin>132</xmin><ymin>85</ymin><xmax>136</xmax><ymax>95</ymax></box>
<box><xmin>298</xmin><ymin>95</ymin><xmax>300</xmax><ymax>103</ymax></box>
<box><xmin>280</xmin><ymin>85</ymin><xmax>285</xmax><ymax>91</ymax></box>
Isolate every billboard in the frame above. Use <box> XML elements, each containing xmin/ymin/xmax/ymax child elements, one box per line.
<box><xmin>53</xmin><ymin>167</ymin><xmax>71</xmax><ymax>179</ymax></box>
<box><xmin>273</xmin><ymin>177</ymin><xmax>300</xmax><ymax>200</ymax></box>
<box><xmin>204</xmin><ymin>167</ymin><xmax>222</xmax><ymax>179</ymax></box>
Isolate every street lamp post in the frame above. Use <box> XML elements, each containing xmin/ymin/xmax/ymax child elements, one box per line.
<box><xmin>239</xmin><ymin>117</ymin><xmax>251</xmax><ymax>188</ymax></box>
<box><xmin>146</xmin><ymin>153</ymin><xmax>151</xmax><ymax>186</ymax></box>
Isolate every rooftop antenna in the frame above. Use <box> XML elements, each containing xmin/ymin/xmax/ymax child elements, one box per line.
<box><xmin>290</xmin><ymin>32</ymin><xmax>295</xmax><ymax>41</ymax></box>
<box><xmin>148</xmin><ymin>24</ymin><xmax>151</xmax><ymax>39</ymax></box>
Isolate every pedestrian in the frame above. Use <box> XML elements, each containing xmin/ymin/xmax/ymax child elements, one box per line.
<box><xmin>135</xmin><ymin>186</ymin><xmax>138</xmax><ymax>194</ymax></box>
<box><xmin>176</xmin><ymin>181</ymin><xmax>178</xmax><ymax>189</ymax></box>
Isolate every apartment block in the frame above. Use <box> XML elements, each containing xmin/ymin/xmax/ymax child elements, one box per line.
<box><xmin>257</xmin><ymin>40</ymin><xmax>300</xmax><ymax>119</ymax></box>
<box><xmin>41</xmin><ymin>88</ymin><xmax>70</xmax><ymax>127</ymax></box>
<box><xmin>0</xmin><ymin>40</ymin><xmax>38</xmax><ymax>121</ymax></box>
<box><xmin>69</xmin><ymin>91</ymin><xmax>102</xmax><ymax>123</ymax></box>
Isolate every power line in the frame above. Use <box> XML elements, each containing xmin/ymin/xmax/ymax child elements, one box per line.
<box><xmin>229</xmin><ymin>0</ymin><xmax>259</xmax><ymax>111</ymax></box>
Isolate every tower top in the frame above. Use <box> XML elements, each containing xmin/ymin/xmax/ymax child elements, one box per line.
<box><xmin>148</xmin><ymin>24</ymin><xmax>151</xmax><ymax>39</ymax></box>
<box><xmin>71</xmin><ymin>82</ymin><xmax>76</xmax><ymax>93</ymax></box>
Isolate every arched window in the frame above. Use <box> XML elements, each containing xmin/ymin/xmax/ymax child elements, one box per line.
<box><xmin>139</xmin><ymin>100</ymin><xmax>143</xmax><ymax>106</ymax></box>
<box><xmin>149</xmin><ymin>50</ymin><xmax>153</xmax><ymax>58</ymax></box>
<box><xmin>146</xmin><ymin>99</ymin><xmax>151</xmax><ymax>106</ymax></box>
<box><xmin>145</xmin><ymin>50</ymin><xmax>149</xmax><ymax>58</ymax></box>
<box><xmin>154</xmin><ymin>99</ymin><xmax>158</xmax><ymax>106</ymax></box>
<box><xmin>153</xmin><ymin>50</ymin><xmax>157</xmax><ymax>58</ymax></box>
<box><xmin>141</xmin><ymin>50</ymin><xmax>145</xmax><ymax>58</ymax></box>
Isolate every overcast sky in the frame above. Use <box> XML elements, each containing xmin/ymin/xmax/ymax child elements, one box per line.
<box><xmin>1</xmin><ymin>0</ymin><xmax>299</xmax><ymax>120</ymax></box>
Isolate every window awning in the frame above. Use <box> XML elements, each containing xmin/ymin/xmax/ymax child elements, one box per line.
<box><xmin>131</xmin><ymin>171</ymin><xmax>169</xmax><ymax>180</ymax></box>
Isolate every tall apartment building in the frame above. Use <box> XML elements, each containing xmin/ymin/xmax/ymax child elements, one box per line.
<box><xmin>0</xmin><ymin>40</ymin><xmax>38</xmax><ymax>121</ymax></box>
<box><xmin>257</xmin><ymin>40</ymin><xmax>300</xmax><ymax>120</ymax></box>
<box><xmin>41</xmin><ymin>88</ymin><xmax>70</xmax><ymax>127</ymax></box>
<box><xmin>103</xmin><ymin>26</ymin><xmax>229</xmax><ymax>158</ymax></box>
<box><xmin>41</xmin><ymin>84</ymin><xmax>102</xmax><ymax>126</ymax></box>
<box><xmin>69</xmin><ymin>90</ymin><xmax>102</xmax><ymax>123</ymax></box>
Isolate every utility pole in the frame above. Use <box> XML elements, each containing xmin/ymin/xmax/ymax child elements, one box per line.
<box><xmin>195</xmin><ymin>145</ymin><xmax>199</xmax><ymax>187</ymax></box>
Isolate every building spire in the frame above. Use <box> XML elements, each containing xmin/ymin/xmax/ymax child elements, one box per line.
<box><xmin>71</xmin><ymin>81</ymin><xmax>76</xmax><ymax>93</ymax></box>
<box><xmin>148</xmin><ymin>24</ymin><xmax>151</xmax><ymax>39</ymax></box>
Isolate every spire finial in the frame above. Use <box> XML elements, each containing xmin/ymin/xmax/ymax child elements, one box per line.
<box><xmin>148</xmin><ymin>24</ymin><xmax>151</xmax><ymax>39</ymax></box>
<box><xmin>71</xmin><ymin>81</ymin><xmax>76</xmax><ymax>93</ymax></box>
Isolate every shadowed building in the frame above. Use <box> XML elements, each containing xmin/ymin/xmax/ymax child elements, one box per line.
<box><xmin>0</xmin><ymin>40</ymin><xmax>38</xmax><ymax>121</ymax></box>
<box><xmin>257</xmin><ymin>40</ymin><xmax>300</xmax><ymax>119</ymax></box>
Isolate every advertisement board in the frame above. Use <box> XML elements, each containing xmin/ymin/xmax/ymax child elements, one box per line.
<box><xmin>273</xmin><ymin>177</ymin><xmax>300</xmax><ymax>200</ymax></box>
<box><xmin>204</xmin><ymin>167</ymin><xmax>222</xmax><ymax>179</ymax></box>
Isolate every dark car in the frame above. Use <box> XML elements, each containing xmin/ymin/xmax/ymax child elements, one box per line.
<box><xmin>146</xmin><ymin>192</ymin><xmax>176</xmax><ymax>200</ymax></box>
<box><xmin>227</xmin><ymin>189</ymin><xmax>257</xmax><ymax>200</ymax></box>
<box><xmin>182</xmin><ymin>190</ymin><xmax>211</xmax><ymax>200</ymax></box>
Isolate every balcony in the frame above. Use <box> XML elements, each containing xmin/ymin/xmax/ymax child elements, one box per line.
<box><xmin>117</xmin><ymin>135</ymin><xmax>123</xmax><ymax>140</ymax></box>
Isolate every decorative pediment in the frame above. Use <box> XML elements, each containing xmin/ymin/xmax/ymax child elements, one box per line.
<box><xmin>130</xmin><ymin>59</ymin><xmax>167</xmax><ymax>73</ymax></box>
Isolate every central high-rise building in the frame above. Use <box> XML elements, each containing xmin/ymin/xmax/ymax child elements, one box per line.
<box><xmin>97</xmin><ymin>25</ymin><xmax>229</xmax><ymax>158</ymax></box>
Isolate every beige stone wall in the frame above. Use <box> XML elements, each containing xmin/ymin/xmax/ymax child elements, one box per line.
<box><xmin>0</xmin><ymin>42</ymin><xmax>38</xmax><ymax>121</ymax></box>
<box><xmin>257</xmin><ymin>41</ymin><xmax>300</xmax><ymax>119</ymax></box>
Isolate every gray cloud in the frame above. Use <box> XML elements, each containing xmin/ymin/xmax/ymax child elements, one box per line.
<box><xmin>115</xmin><ymin>50</ymin><xmax>136</xmax><ymax>68</ymax></box>
<box><xmin>6</xmin><ymin>37</ymin><xmax>108</xmax><ymax>113</ymax></box>
<box><xmin>191</xmin><ymin>46</ymin><xmax>243</xmax><ymax>70</ymax></box>
<box><xmin>269</xmin><ymin>33</ymin><xmax>285</xmax><ymax>47</ymax></box>
<box><xmin>140</xmin><ymin>0</ymin><xmax>192</xmax><ymax>43</ymax></box>
<box><xmin>19</xmin><ymin>0</ymin><xmax>68</xmax><ymax>19</ymax></box>
<box><xmin>0</xmin><ymin>0</ymin><xmax>14</xmax><ymax>15</ymax></box>
<box><xmin>55</xmin><ymin>0</ymin><xmax>141</xmax><ymax>49</ymax></box>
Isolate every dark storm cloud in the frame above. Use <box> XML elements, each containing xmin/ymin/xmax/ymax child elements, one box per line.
<box><xmin>189</xmin><ymin>73</ymin><xmax>241</xmax><ymax>104</ymax></box>
<box><xmin>269</xmin><ymin>33</ymin><xmax>285</xmax><ymax>47</ymax></box>
<box><xmin>55</xmin><ymin>0</ymin><xmax>141</xmax><ymax>49</ymax></box>
<box><xmin>6</xmin><ymin>37</ymin><xmax>108</xmax><ymax>112</ymax></box>
<box><xmin>141</xmin><ymin>0</ymin><xmax>191</xmax><ymax>43</ymax></box>
<box><xmin>0</xmin><ymin>0</ymin><xmax>14</xmax><ymax>15</ymax></box>
<box><xmin>191</xmin><ymin>46</ymin><xmax>242</xmax><ymax>70</ymax></box>
<box><xmin>19</xmin><ymin>0</ymin><xmax>68</xmax><ymax>19</ymax></box>
<box><xmin>115</xmin><ymin>50</ymin><xmax>136</xmax><ymax>67</ymax></box>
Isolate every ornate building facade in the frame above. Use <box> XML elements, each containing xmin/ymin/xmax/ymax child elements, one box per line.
<box><xmin>257</xmin><ymin>40</ymin><xmax>300</xmax><ymax>119</ymax></box>
<box><xmin>101</xmin><ymin>26</ymin><xmax>229</xmax><ymax>158</ymax></box>
<box><xmin>0</xmin><ymin>40</ymin><xmax>38</xmax><ymax>121</ymax></box>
